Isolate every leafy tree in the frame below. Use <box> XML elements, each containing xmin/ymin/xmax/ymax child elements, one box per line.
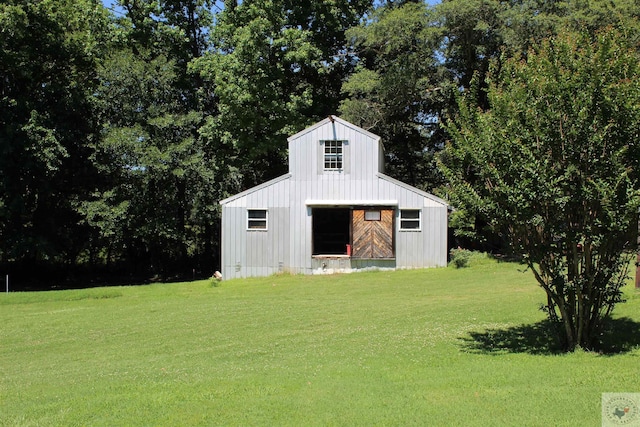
<box><xmin>340</xmin><ymin>2</ymin><xmax>453</xmax><ymax>189</ymax></box>
<box><xmin>81</xmin><ymin>1</ymin><xmax>218</xmax><ymax>278</ymax></box>
<box><xmin>439</xmin><ymin>29</ymin><xmax>640</xmax><ymax>351</ymax></box>
<box><xmin>436</xmin><ymin>0</ymin><xmax>503</xmax><ymax>100</ymax></box>
<box><xmin>0</xmin><ymin>0</ymin><xmax>110</xmax><ymax>271</ymax></box>
<box><xmin>192</xmin><ymin>0</ymin><xmax>372</xmax><ymax>192</ymax></box>
<box><xmin>84</xmin><ymin>51</ymin><xmax>198</xmax><ymax>272</ymax></box>
<box><xmin>437</xmin><ymin>0</ymin><xmax>640</xmax><ymax>100</ymax></box>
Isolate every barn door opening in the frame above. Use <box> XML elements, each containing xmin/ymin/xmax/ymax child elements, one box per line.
<box><xmin>312</xmin><ymin>208</ymin><xmax>351</xmax><ymax>255</ymax></box>
<box><xmin>352</xmin><ymin>208</ymin><xmax>394</xmax><ymax>259</ymax></box>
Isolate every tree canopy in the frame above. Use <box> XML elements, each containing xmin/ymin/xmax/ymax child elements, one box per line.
<box><xmin>1</xmin><ymin>0</ymin><xmax>639</xmax><ymax>308</ymax></box>
<box><xmin>439</xmin><ymin>28</ymin><xmax>640</xmax><ymax>350</ymax></box>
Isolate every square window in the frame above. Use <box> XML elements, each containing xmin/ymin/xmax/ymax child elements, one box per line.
<box><xmin>400</xmin><ymin>209</ymin><xmax>421</xmax><ymax>231</ymax></box>
<box><xmin>247</xmin><ymin>209</ymin><xmax>268</xmax><ymax>230</ymax></box>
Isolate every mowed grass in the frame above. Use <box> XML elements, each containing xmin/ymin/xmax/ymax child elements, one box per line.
<box><xmin>1</xmin><ymin>258</ymin><xmax>639</xmax><ymax>426</ymax></box>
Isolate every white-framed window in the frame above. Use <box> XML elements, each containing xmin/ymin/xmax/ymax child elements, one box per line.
<box><xmin>323</xmin><ymin>140</ymin><xmax>344</xmax><ymax>170</ymax></box>
<box><xmin>399</xmin><ymin>209</ymin><xmax>421</xmax><ymax>231</ymax></box>
<box><xmin>247</xmin><ymin>209</ymin><xmax>268</xmax><ymax>230</ymax></box>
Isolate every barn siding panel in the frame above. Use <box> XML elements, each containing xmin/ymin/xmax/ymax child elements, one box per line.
<box><xmin>222</xmin><ymin>206</ymin><xmax>291</xmax><ymax>279</ymax></box>
<box><xmin>289</xmin><ymin>118</ymin><xmax>381</xmax><ymax>182</ymax></box>
<box><xmin>221</xmin><ymin>207</ymin><xmax>245</xmax><ymax>279</ymax></box>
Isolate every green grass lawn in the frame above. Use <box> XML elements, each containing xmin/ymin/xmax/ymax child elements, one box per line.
<box><xmin>1</xmin><ymin>257</ymin><xmax>639</xmax><ymax>426</ymax></box>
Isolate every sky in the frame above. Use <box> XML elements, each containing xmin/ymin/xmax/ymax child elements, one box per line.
<box><xmin>101</xmin><ymin>1</ymin><xmax>441</xmax><ymax>16</ymax></box>
<box><xmin>101</xmin><ymin>1</ymin><xmax>227</xmax><ymax>15</ymax></box>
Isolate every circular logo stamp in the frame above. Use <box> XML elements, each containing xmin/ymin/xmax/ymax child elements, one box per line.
<box><xmin>603</xmin><ymin>393</ymin><xmax>640</xmax><ymax>426</ymax></box>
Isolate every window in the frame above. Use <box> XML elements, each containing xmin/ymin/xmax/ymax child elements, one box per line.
<box><xmin>365</xmin><ymin>210</ymin><xmax>381</xmax><ymax>221</ymax></box>
<box><xmin>247</xmin><ymin>209</ymin><xmax>268</xmax><ymax>230</ymax></box>
<box><xmin>400</xmin><ymin>209</ymin><xmax>421</xmax><ymax>231</ymax></box>
<box><xmin>323</xmin><ymin>140</ymin><xmax>343</xmax><ymax>170</ymax></box>
<box><xmin>318</xmin><ymin>140</ymin><xmax>349</xmax><ymax>174</ymax></box>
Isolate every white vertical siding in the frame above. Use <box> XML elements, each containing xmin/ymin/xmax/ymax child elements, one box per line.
<box><xmin>395</xmin><ymin>206</ymin><xmax>449</xmax><ymax>268</ymax></box>
<box><xmin>221</xmin><ymin>207</ymin><xmax>246</xmax><ymax>278</ymax></box>
<box><xmin>221</xmin><ymin>116</ymin><xmax>448</xmax><ymax>279</ymax></box>
<box><xmin>288</xmin><ymin>117</ymin><xmax>382</xmax><ymax>182</ymax></box>
<box><xmin>222</xmin><ymin>206</ymin><xmax>291</xmax><ymax>279</ymax></box>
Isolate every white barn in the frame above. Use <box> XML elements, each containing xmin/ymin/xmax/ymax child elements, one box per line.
<box><xmin>219</xmin><ymin>116</ymin><xmax>449</xmax><ymax>279</ymax></box>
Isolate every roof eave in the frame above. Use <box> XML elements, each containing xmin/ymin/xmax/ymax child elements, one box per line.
<box><xmin>219</xmin><ymin>173</ymin><xmax>292</xmax><ymax>205</ymax></box>
<box><xmin>376</xmin><ymin>173</ymin><xmax>449</xmax><ymax>207</ymax></box>
<box><xmin>287</xmin><ymin>115</ymin><xmax>381</xmax><ymax>143</ymax></box>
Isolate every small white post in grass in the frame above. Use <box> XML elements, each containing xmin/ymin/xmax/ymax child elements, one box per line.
<box><xmin>5</xmin><ymin>275</ymin><xmax>8</xmax><ymax>293</ymax></box>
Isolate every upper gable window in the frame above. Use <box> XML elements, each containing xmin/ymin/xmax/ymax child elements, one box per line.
<box><xmin>322</xmin><ymin>140</ymin><xmax>344</xmax><ymax>170</ymax></box>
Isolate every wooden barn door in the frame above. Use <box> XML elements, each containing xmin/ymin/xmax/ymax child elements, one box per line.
<box><xmin>351</xmin><ymin>209</ymin><xmax>394</xmax><ymax>259</ymax></box>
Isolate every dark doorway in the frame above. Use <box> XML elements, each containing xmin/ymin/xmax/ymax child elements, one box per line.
<box><xmin>312</xmin><ymin>208</ymin><xmax>351</xmax><ymax>255</ymax></box>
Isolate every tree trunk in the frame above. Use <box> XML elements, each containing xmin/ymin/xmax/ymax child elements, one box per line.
<box><xmin>558</xmin><ymin>302</ymin><xmax>577</xmax><ymax>351</ymax></box>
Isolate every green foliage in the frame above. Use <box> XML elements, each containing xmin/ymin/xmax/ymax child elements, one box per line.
<box><xmin>4</xmin><ymin>0</ymin><xmax>640</xmax><ymax>289</ymax></box>
<box><xmin>449</xmin><ymin>248</ymin><xmax>492</xmax><ymax>268</ymax></box>
<box><xmin>86</xmin><ymin>48</ymin><xmax>214</xmax><ymax>272</ymax></box>
<box><xmin>0</xmin><ymin>0</ymin><xmax>110</xmax><ymax>264</ymax></box>
<box><xmin>341</xmin><ymin>0</ymin><xmax>640</xmax><ymax>193</ymax></box>
<box><xmin>439</xmin><ymin>28</ymin><xmax>640</xmax><ymax>351</ymax></box>
<box><xmin>436</xmin><ymin>0</ymin><xmax>503</xmax><ymax>93</ymax></box>
<box><xmin>77</xmin><ymin>1</ymin><xmax>220</xmax><ymax>277</ymax></box>
<box><xmin>449</xmin><ymin>248</ymin><xmax>472</xmax><ymax>268</ymax></box>
<box><xmin>340</xmin><ymin>2</ymin><xmax>452</xmax><ymax>189</ymax></box>
<box><xmin>192</xmin><ymin>0</ymin><xmax>372</xmax><ymax>191</ymax></box>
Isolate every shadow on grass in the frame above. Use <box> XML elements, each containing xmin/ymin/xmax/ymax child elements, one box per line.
<box><xmin>460</xmin><ymin>317</ymin><xmax>640</xmax><ymax>355</ymax></box>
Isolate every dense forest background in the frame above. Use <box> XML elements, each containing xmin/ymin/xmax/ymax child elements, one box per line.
<box><xmin>1</xmin><ymin>0</ymin><xmax>639</xmax><ymax>289</ymax></box>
